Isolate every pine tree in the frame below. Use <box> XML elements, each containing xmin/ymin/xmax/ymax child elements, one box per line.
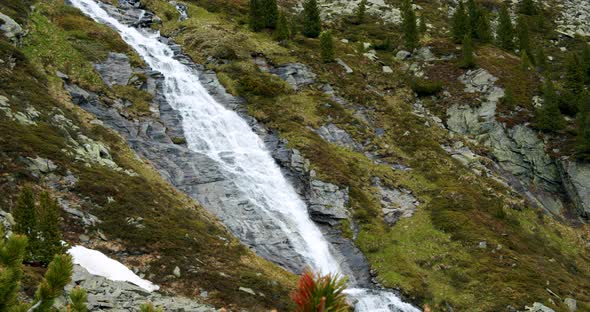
<box><xmin>249</xmin><ymin>0</ymin><xmax>265</xmax><ymax>31</ymax></box>
<box><xmin>401</xmin><ymin>0</ymin><xmax>418</xmax><ymax>51</ymax></box>
<box><xmin>519</xmin><ymin>0</ymin><xmax>537</xmax><ymax>15</ymax></box>
<box><xmin>460</xmin><ymin>33</ymin><xmax>476</xmax><ymax>68</ymax></box>
<box><xmin>476</xmin><ymin>10</ymin><xmax>492</xmax><ymax>43</ymax></box>
<box><xmin>262</xmin><ymin>0</ymin><xmax>278</xmax><ymax>28</ymax></box>
<box><xmin>452</xmin><ymin>1</ymin><xmax>469</xmax><ymax>43</ymax></box>
<box><xmin>302</xmin><ymin>0</ymin><xmax>321</xmax><ymax>38</ymax></box>
<box><xmin>12</xmin><ymin>187</ymin><xmax>38</xmax><ymax>261</ymax></box>
<box><xmin>582</xmin><ymin>44</ymin><xmax>590</xmax><ymax>83</ymax></box>
<box><xmin>319</xmin><ymin>31</ymin><xmax>334</xmax><ymax>63</ymax></box>
<box><xmin>466</xmin><ymin>0</ymin><xmax>480</xmax><ymax>38</ymax></box>
<box><xmin>535</xmin><ymin>78</ymin><xmax>565</xmax><ymax>132</ymax></box>
<box><xmin>37</xmin><ymin>192</ymin><xmax>64</xmax><ymax>264</ymax></box>
<box><xmin>501</xmin><ymin>87</ymin><xmax>515</xmax><ymax>108</ymax></box>
<box><xmin>355</xmin><ymin>0</ymin><xmax>367</xmax><ymax>24</ymax></box>
<box><xmin>565</xmin><ymin>53</ymin><xmax>586</xmax><ymax>94</ymax></box>
<box><xmin>13</xmin><ymin>187</ymin><xmax>36</xmax><ymax>237</ymax></box>
<box><xmin>31</xmin><ymin>254</ymin><xmax>74</xmax><ymax>312</ymax></box>
<box><xmin>69</xmin><ymin>287</ymin><xmax>88</xmax><ymax>312</ymax></box>
<box><xmin>275</xmin><ymin>11</ymin><xmax>290</xmax><ymax>42</ymax></box>
<box><xmin>516</xmin><ymin>17</ymin><xmax>533</xmax><ymax>62</ymax></box>
<box><xmin>496</xmin><ymin>4</ymin><xmax>514</xmax><ymax>50</ymax></box>
<box><xmin>521</xmin><ymin>49</ymin><xmax>532</xmax><ymax>71</ymax></box>
<box><xmin>419</xmin><ymin>15</ymin><xmax>427</xmax><ymax>35</ymax></box>
<box><xmin>535</xmin><ymin>45</ymin><xmax>546</xmax><ymax>71</ymax></box>
<box><xmin>576</xmin><ymin>91</ymin><xmax>590</xmax><ymax>160</ymax></box>
<box><xmin>0</xmin><ymin>232</ymin><xmax>27</xmax><ymax>310</ymax></box>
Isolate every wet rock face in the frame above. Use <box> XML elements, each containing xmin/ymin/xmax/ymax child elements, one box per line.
<box><xmin>57</xmin><ymin>265</ymin><xmax>216</xmax><ymax>311</ymax></box>
<box><xmin>447</xmin><ymin>69</ymin><xmax>566</xmax><ymax>215</ymax></box>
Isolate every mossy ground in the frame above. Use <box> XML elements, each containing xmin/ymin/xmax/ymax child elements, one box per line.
<box><xmin>0</xmin><ymin>2</ymin><xmax>296</xmax><ymax>310</ymax></box>
<box><xmin>144</xmin><ymin>0</ymin><xmax>590</xmax><ymax>310</ymax></box>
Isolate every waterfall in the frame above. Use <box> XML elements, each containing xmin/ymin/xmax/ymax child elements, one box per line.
<box><xmin>68</xmin><ymin>1</ymin><xmax>420</xmax><ymax>310</ymax></box>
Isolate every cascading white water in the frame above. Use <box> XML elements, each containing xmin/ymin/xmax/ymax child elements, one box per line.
<box><xmin>69</xmin><ymin>1</ymin><xmax>420</xmax><ymax>310</ymax></box>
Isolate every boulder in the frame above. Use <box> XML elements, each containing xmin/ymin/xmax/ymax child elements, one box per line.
<box><xmin>0</xmin><ymin>12</ymin><xmax>23</xmax><ymax>42</ymax></box>
<box><xmin>271</xmin><ymin>63</ymin><xmax>316</xmax><ymax>90</ymax></box>
<box><xmin>307</xmin><ymin>179</ymin><xmax>349</xmax><ymax>225</ymax></box>
<box><xmin>525</xmin><ymin>302</ymin><xmax>555</xmax><ymax>312</ymax></box>
<box><xmin>315</xmin><ymin>123</ymin><xmax>362</xmax><ymax>151</ymax></box>
<box><xmin>558</xmin><ymin>160</ymin><xmax>590</xmax><ymax>217</ymax></box>
<box><xmin>59</xmin><ymin>265</ymin><xmax>216</xmax><ymax>311</ymax></box>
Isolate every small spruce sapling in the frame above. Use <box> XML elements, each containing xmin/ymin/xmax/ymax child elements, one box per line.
<box><xmin>320</xmin><ymin>31</ymin><xmax>335</xmax><ymax>63</ymax></box>
<box><xmin>452</xmin><ymin>1</ymin><xmax>469</xmax><ymax>43</ymax></box>
<box><xmin>496</xmin><ymin>4</ymin><xmax>514</xmax><ymax>50</ymax></box>
<box><xmin>460</xmin><ymin>33</ymin><xmax>476</xmax><ymax>69</ymax></box>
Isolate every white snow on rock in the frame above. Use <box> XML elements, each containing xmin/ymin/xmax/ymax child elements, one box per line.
<box><xmin>68</xmin><ymin>246</ymin><xmax>160</xmax><ymax>292</ymax></box>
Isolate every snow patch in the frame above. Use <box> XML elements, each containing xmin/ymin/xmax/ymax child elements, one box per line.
<box><xmin>68</xmin><ymin>245</ymin><xmax>159</xmax><ymax>292</ymax></box>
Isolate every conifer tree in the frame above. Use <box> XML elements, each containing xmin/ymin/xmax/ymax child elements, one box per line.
<box><xmin>452</xmin><ymin>1</ymin><xmax>468</xmax><ymax>43</ymax></box>
<box><xmin>37</xmin><ymin>192</ymin><xmax>64</xmax><ymax>264</ymax></box>
<box><xmin>13</xmin><ymin>187</ymin><xmax>36</xmax><ymax>237</ymax></box>
<box><xmin>355</xmin><ymin>0</ymin><xmax>367</xmax><ymax>24</ymax></box>
<box><xmin>69</xmin><ymin>287</ymin><xmax>88</xmax><ymax>312</ymax></box>
<box><xmin>0</xmin><ymin>232</ymin><xmax>27</xmax><ymax>310</ymax></box>
<box><xmin>262</xmin><ymin>0</ymin><xmax>279</xmax><ymax>28</ymax></box>
<box><xmin>31</xmin><ymin>254</ymin><xmax>73</xmax><ymax>312</ymax></box>
<box><xmin>582</xmin><ymin>44</ymin><xmax>590</xmax><ymax>83</ymax></box>
<box><xmin>535</xmin><ymin>45</ymin><xmax>546</xmax><ymax>71</ymax></box>
<box><xmin>519</xmin><ymin>0</ymin><xmax>537</xmax><ymax>15</ymax></box>
<box><xmin>419</xmin><ymin>15</ymin><xmax>427</xmax><ymax>35</ymax></box>
<box><xmin>535</xmin><ymin>78</ymin><xmax>565</xmax><ymax>132</ymax></box>
<box><xmin>466</xmin><ymin>0</ymin><xmax>480</xmax><ymax>38</ymax></box>
<box><xmin>517</xmin><ymin>17</ymin><xmax>533</xmax><ymax>62</ymax></box>
<box><xmin>521</xmin><ymin>49</ymin><xmax>532</xmax><ymax>71</ymax></box>
<box><xmin>275</xmin><ymin>11</ymin><xmax>290</xmax><ymax>42</ymax></box>
<box><xmin>249</xmin><ymin>0</ymin><xmax>265</xmax><ymax>31</ymax></box>
<box><xmin>476</xmin><ymin>10</ymin><xmax>492</xmax><ymax>43</ymax></box>
<box><xmin>565</xmin><ymin>53</ymin><xmax>586</xmax><ymax>94</ymax></box>
<box><xmin>496</xmin><ymin>4</ymin><xmax>514</xmax><ymax>50</ymax></box>
<box><xmin>319</xmin><ymin>31</ymin><xmax>334</xmax><ymax>63</ymax></box>
<box><xmin>460</xmin><ymin>33</ymin><xmax>476</xmax><ymax>68</ymax></box>
<box><xmin>302</xmin><ymin>0</ymin><xmax>321</xmax><ymax>38</ymax></box>
<box><xmin>401</xmin><ymin>0</ymin><xmax>418</xmax><ymax>51</ymax></box>
<box><xmin>13</xmin><ymin>187</ymin><xmax>38</xmax><ymax>261</ymax></box>
<box><xmin>576</xmin><ymin>91</ymin><xmax>590</xmax><ymax>160</ymax></box>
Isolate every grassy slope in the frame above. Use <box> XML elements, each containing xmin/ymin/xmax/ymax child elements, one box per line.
<box><xmin>142</xmin><ymin>0</ymin><xmax>590</xmax><ymax>310</ymax></box>
<box><xmin>0</xmin><ymin>1</ymin><xmax>296</xmax><ymax>310</ymax></box>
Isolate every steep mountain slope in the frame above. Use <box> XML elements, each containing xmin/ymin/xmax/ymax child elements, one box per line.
<box><xmin>0</xmin><ymin>0</ymin><xmax>589</xmax><ymax>311</ymax></box>
<box><xmin>0</xmin><ymin>1</ymin><xmax>295</xmax><ymax>310</ymax></box>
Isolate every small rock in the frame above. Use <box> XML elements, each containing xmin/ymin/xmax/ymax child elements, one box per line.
<box><xmin>478</xmin><ymin>241</ymin><xmax>487</xmax><ymax>249</ymax></box>
<box><xmin>525</xmin><ymin>302</ymin><xmax>555</xmax><ymax>312</ymax></box>
<box><xmin>79</xmin><ymin>234</ymin><xmax>90</xmax><ymax>243</ymax></box>
<box><xmin>564</xmin><ymin>298</ymin><xmax>576</xmax><ymax>312</ymax></box>
<box><xmin>340</xmin><ymin>38</ymin><xmax>349</xmax><ymax>43</ymax></box>
<box><xmin>173</xmin><ymin>266</ymin><xmax>181</xmax><ymax>278</ymax></box>
<box><xmin>238</xmin><ymin>287</ymin><xmax>256</xmax><ymax>296</ymax></box>
<box><xmin>396</xmin><ymin>50</ymin><xmax>411</xmax><ymax>60</ymax></box>
<box><xmin>382</xmin><ymin>66</ymin><xmax>393</xmax><ymax>73</ymax></box>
